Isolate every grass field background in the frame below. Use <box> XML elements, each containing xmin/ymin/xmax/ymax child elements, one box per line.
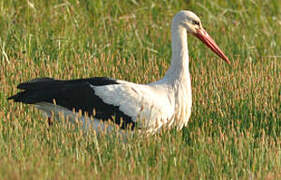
<box><xmin>1</xmin><ymin>0</ymin><xmax>280</xmax><ymax>179</ymax></box>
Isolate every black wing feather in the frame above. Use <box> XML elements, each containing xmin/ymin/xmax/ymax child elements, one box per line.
<box><xmin>8</xmin><ymin>77</ymin><xmax>135</xmax><ymax>129</ymax></box>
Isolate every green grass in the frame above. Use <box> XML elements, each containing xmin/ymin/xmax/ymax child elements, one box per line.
<box><xmin>1</xmin><ymin>0</ymin><xmax>280</xmax><ymax>179</ymax></box>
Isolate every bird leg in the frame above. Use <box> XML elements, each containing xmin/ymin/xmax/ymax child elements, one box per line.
<box><xmin>48</xmin><ymin>117</ymin><xmax>53</xmax><ymax>126</ymax></box>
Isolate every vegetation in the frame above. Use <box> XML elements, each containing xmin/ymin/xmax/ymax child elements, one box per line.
<box><xmin>1</xmin><ymin>0</ymin><xmax>280</xmax><ymax>179</ymax></box>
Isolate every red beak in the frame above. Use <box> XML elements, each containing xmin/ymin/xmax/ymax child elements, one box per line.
<box><xmin>194</xmin><ymin>28</ymin><xmax>230</xmax><ymax>64</ymax></box>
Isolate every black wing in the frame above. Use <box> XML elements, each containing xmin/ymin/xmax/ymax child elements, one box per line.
<box><xmin>8</xmin><ymin>77</ymin><xmax>135</xmax><ymax>129</ymax></box>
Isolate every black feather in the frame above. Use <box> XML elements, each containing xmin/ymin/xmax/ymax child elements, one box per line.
<box><xmin>8</xmin><ymin>77</ymin><xmax>135</xmax><ymax>129</ymax></box>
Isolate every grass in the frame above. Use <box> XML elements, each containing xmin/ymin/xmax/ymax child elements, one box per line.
<box><xmin>1</xmin><ymin>0</ymin><xmax>280</xmax><ymax>179</ymax></box>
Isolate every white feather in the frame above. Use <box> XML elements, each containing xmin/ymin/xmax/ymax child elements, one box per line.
<box><xmin>35</xmin><ymin>102</ymin><xmax>115</xmax><ymax>133</ymax></box>
<box><xmin>92</xmin><ymin>81</ymin><xmax>175</xmax><ymax>132</ymax></box>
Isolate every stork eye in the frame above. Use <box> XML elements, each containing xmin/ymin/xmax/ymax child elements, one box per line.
<box><xmin>192</xmin><ymin>20</ymin><xmax>200</xmax><ymax>26</ymax></box>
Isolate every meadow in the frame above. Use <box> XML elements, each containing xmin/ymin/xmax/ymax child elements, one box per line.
<box><xmin>0</xmin><ymin>0</ymin><xmax>280</xmax><ymax>179</ymax></box>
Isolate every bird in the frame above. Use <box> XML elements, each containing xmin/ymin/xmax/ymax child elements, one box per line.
<box><xmin>8</xmin><ymin>10</ymin><xmax>230</xmax><ymax>134</ymax></box>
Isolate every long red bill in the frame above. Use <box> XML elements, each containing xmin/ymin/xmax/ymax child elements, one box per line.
<box><xmin>194</xmin><ymin>29</ymin><xmax>230</xmax><ymax>64</ymax></box>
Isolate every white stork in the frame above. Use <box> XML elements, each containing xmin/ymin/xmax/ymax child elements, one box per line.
<box><xmin>8</xmin><ymin>10</ymin><xmax>230</xmax><ymax>133</ymax></box>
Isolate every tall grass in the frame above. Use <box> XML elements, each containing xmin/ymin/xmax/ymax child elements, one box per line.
<box><xmin>1</xmin><ymin>0</ymin><xmax>280</xmax><ymax>179</ymax></box>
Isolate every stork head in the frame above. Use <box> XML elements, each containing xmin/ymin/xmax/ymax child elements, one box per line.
<box><xmin>173</xmin><ymin>10</ymin><xmax>230</xmax><ymax>64</ymax></box>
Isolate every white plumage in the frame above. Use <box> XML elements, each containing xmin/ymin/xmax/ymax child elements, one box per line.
<box><xmin>9</xmin><ymin>10</ymin><xmax>230</xmax><ymax>133</ymax></box>
<box><xmin>93</xmin><ymin>81</ymin><xmax>176</xmax><ymax>131</ymax></box>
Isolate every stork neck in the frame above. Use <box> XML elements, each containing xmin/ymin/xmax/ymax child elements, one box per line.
<box><xmin>164</xmin><ymin>25</ymin><xmax>190</xmax><ymax>82</ymax></box>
